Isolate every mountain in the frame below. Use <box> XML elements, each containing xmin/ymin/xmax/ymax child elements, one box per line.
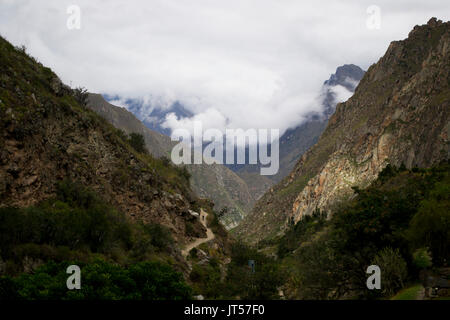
<box><xmin>321</xmin><ymin>64</ymin><xmax>365</xmax><ymax>118</ymax></box>
<box><xmin>105</xmin><ymin>95</ymin><xmax>194</xmax><ymax>136</ymax></box>
<box><xmin>229</xmin><ymin>64</ymin><xmax>364</xmax><ymax>203</ymax></box>
<box><xmin>236</xmin><ymin>18</ymin><xmax>450</xmax><ymax>243</ymax></box>
<box><xmin>86</xmin><ymin>93</ymin><xmax>254</xmax><ymax>229</ymax></box>
<box><xmin>0</xmin><ymin>36</ymin><xmax>205</xmax><ymax>246</ymax></box>
<box><xmin>273</xmin><ymin>64</ymin><xmax>365</xmax><ymax>182</ymax></box>
<box><xmin>87</xmin><ymin>93</ymin><xmax>174</xmax><ymax>158</ymax></box>
<box><xmin>108</xmin><ymin>65</ymin><xmax>363</xmax><ymax>207</ymax></box>
<box><xmin>0</xmin><ymin>36</ymin><xmax>242</xmax><ymax>299</ymax></box>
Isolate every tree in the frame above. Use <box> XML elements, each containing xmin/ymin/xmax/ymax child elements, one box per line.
<box><xmin>73</xmin><ymin>87</ymin><xmax>89</xmax><ymax>106</ymax></box>
<box><xmin>128</xmin><ymin>133</ymin><xmax>147</xmax><ymax>154</ymax></box>
<box><xmin>407</xmin><ymin>180</ymin><xmax>450</xmax><ymax>265</ymax></box>
<box><xmin>412</xmin><ymin>248</ymin><xmax>432</xmax><ymax>270</ymax></box>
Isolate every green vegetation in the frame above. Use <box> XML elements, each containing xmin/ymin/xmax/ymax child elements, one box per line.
<box><xmin>277</xmin><ymin>210</ymin><xmax>327</xmax><ymax>258</ymax></box>
<box><xmin>188</xmin><ymin>241</ymin><xmax>285</xmax><ymax>300</ymax></box>
<box><xmin>189</xmin><ymin>258</ymin><xmax>224</xmax><ymax>299</ymax></box>
<box><xmin>276</xmin><ymin>162</ymin><xmax>450</xmax><ymax>299</ymax></box>
<box><xmin>224</xmin><ymin>242</ymin><xmax>285</xmax><ymax>299</ymax></box>
<box><xmin>128</xmin><ymin>132</ymin><xmax>148</xmax><ymax>154</ymax></box>
<box><xmin>372</xmin><ymin>247</ymin><xmax>407</xmax><ymax>296</ymax></box>
<box><xmin>0</xmin><ymin>179</ymin><xmax>175</xmax><ymax>272</ymax></box>
<box><xmin>0</xmin><ymin>180</ymin><xmax>192</xmax><ymax>300</ymax></box>
<box><xmin>0</xmin><ymin>260</ymin><xmax>191</xmax><ymax>300</ymax></box>
<box><xmin>0</xmin><ymin>35</ymin><xmax>201</xmax><ymax>300</ymax></box>
<box><xmin>391</xmin><ymin>284</ymin><xmax>423</xmax><ymax>300</ymax></box>
<box><xmin>412</xmin><ymin>248</ymin><xmax>433</xmax><ymax>270</ymax></box>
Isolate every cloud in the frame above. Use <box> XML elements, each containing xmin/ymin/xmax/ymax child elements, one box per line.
<box><xmin>162</xmin><ymin>108</ymin><xmax>228</xmax><ymax>134</ymax></box>
<box><xmin>1</xmin><ymin>0</ymin><xmax>449</xmax><ymax>136</ymax></box>
<box><xmin>329</xmin><ymin>85</ymin><xmax>354</xmax><ymax>104</ymax></box>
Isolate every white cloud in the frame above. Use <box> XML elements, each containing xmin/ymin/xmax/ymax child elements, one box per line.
<box><xmin>162</xmin><ymin>108</ymin><xmax>228</xmax><ymax>134</ymax></box>
<box><xmin>329</xmin><ymin>85</ymin><xmax>354</xmax><ymax>104</ymax></box>
<box><xmin>1</xmin><ymin>0</ymin><xmax>449</xmax><ymax>135</ymax></box>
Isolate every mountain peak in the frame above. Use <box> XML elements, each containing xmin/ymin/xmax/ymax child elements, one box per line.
<box><xmin>324</xmin><ymin>64</ymin><xmax>365</xmax><ymax>90</ymax></box>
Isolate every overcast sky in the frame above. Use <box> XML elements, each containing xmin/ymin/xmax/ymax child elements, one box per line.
<box><xmin>1</xmin><ymin>0</ymin><xmax>449</xmax><ymax>135</ymax></box>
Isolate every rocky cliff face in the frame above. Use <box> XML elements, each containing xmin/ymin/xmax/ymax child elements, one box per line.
<box><xmin>236</xmin><ymin>18</ymin><xmax>450</xmax><ymax>243</ymax></box>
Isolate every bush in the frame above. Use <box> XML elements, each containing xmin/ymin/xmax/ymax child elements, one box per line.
<box><xmin>178</xmin><ymin>166</ymin><xmax>191</xmax><ymax>181</ymax></box>
<box><xmin>142</xmin><ymin>223</ymin><xmax>173</xmax><ymax>250</ymax></box>
<box><xmin>412</xmin><ymin>248</ymin><xmax>432</xmax><ymax>270</ymax></box>
<box><xmin>372</xmin><ymin>247</ymin><xmax>407</xmax><ymax>297</ymax></box>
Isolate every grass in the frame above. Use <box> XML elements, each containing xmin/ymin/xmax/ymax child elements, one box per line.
<box><xmin>391</xmin><ymin>284</ymin><xmax>423</xmax><ymax>300</ymax></box>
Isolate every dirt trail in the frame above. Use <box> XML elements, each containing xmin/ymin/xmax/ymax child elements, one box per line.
<box><xmin>181</xmin><ymin>209</ymin><xmax>215</xmax><ymax>257</ymax></box>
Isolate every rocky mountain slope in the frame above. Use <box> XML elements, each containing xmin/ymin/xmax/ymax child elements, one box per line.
<box><xmin>0</xmin><ymin>35</ymin><xmax>205</xmax><ymax>245</ymax></box>
<box><xmin>236</xmin><ymin>18</ymin><xmax>450</xmax><ymax>243</ymax></box>
<box><xmin>86</xmin><ymin>93</ymin><xmax>253</xmax><ymax>229</ymax></box>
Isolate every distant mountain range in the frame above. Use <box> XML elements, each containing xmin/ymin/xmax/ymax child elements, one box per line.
<box><xmin>103</xmin><ymin>64</ymin><xmax>365</xmax><ymax>221</ymax></box>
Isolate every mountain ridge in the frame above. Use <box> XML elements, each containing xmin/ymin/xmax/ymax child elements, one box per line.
<box><xmin>0</xmin><ymin>36</ymin><xmax>206</xmax><ymax>247</ymax></box>
<box><xmin>236</xmin><ymin>18</ymin><xmax>450</xmax><ymax>243</ymax></box>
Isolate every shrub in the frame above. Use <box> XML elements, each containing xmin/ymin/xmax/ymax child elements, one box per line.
<box><xmin>372</xmin><ymin>247</ymin><xmax>407</xmax><ymax>297</ymax></box>
<box><xmin>412</xmin><ymin>248</ymin><xmax>432</xmax><ymax>270</ymax></box>
<box><xmin>142</xmin><ymin>223</ymin><xmax>173</xmax><ymax>250</ymax></box>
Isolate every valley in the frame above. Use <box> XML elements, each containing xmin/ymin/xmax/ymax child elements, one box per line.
<box><xmin>0</xmin><ymin>15</ymin><xmax>449</xmax><ymax>301</ymax></box>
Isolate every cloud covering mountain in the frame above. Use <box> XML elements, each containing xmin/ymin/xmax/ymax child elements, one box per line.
<box><xmin>1</xmin><ymin>0</ymin><xmax>449</xmax><ymax>135</ymax></box>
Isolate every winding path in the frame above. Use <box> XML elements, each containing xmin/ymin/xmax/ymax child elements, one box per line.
<box><xmin>181</xmin><ymin>209</ymin><xmax>215</xmax><ymax>257</ymax></box>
